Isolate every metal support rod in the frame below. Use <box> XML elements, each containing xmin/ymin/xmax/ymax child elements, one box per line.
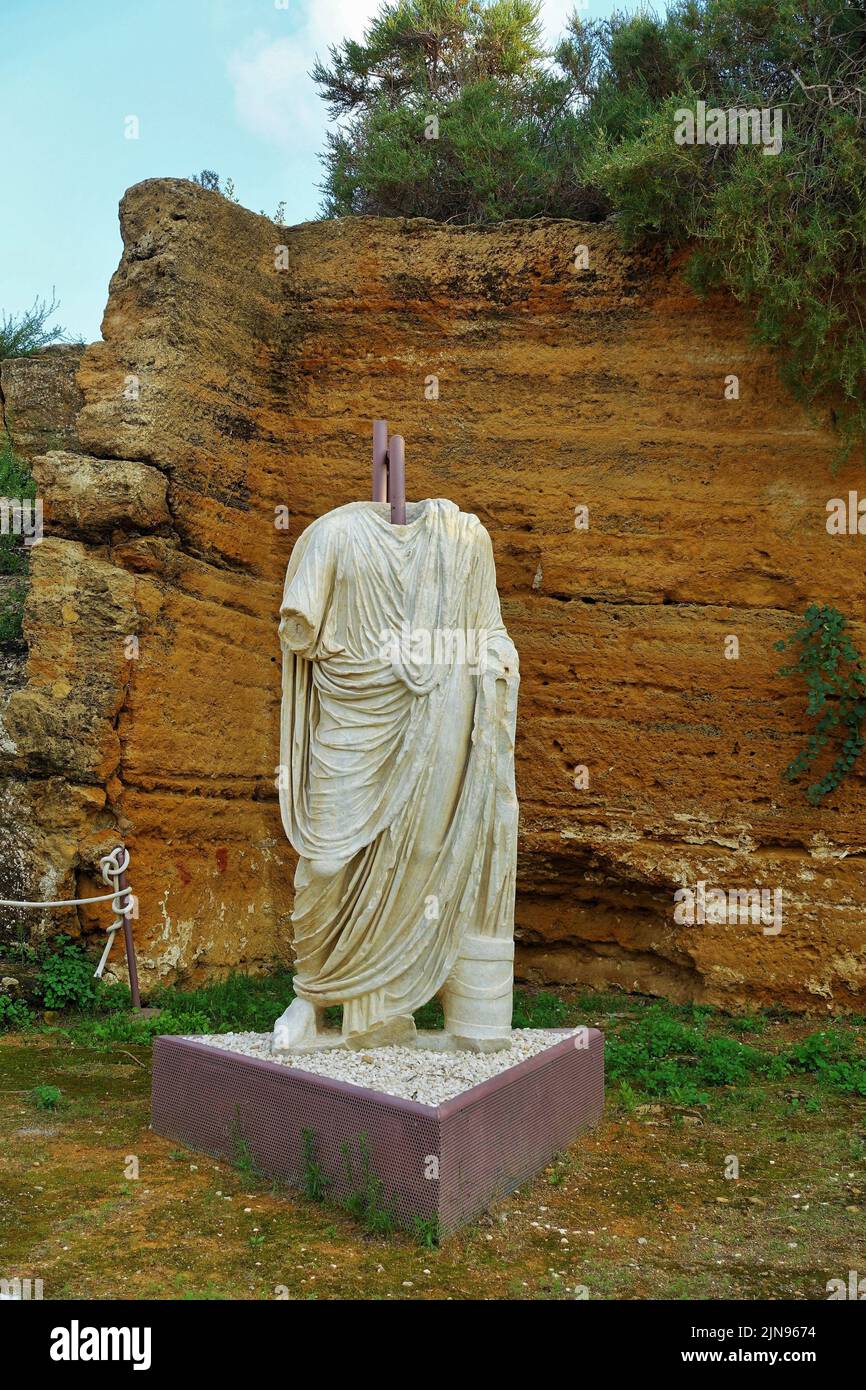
<box><xmin>117</xmin><ymin>863</ymin><xmax>142</xmax><ymax>1010</ymax></box>
<box><xmin>388</xmin><ymin>434</ymin><xmax>406</xmax><ymax>525</ymax></box>
<box><xmin>372</xmin><ymin>419</ymin><xmax>388</xmax><ymax>503</ymax></box>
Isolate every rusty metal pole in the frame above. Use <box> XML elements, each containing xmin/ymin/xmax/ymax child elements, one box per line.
<box><xmin>117</xmin><ymin>862</ymin><xmax>142</xmax><ymax>1011</ymax></box>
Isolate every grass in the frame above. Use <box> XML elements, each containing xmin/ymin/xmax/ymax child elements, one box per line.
<box><xmin>0</xmin><ymin>973</ymin><xmax>864</xmax><ymax>1299</ymax></box>
<box><xmin>6</xmin><ymin>946</ymin><xmax>866</xmax><ymax>1103</ymax></box>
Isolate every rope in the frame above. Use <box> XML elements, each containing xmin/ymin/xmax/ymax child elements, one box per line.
<box><xmin>0</xmin><ymin>889</ymin><xmax>121</xmax><ymax>908</ymax></box>
<box><xmin>0</xmin><ymin>845</ymin><xmax>134</xmax><ymax>978</ymax></box>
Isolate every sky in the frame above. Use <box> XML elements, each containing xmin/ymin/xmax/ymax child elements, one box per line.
<box><xmin>1</xmin><ymin>0</ymin><xmax>623</xmax><ymax>344</ymax></box>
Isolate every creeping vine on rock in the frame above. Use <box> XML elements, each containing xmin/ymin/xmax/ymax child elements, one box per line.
<box><xmin>775</xmin><ymin>604</ymin><xmax>866</xmax><ymax>805</ymax></box>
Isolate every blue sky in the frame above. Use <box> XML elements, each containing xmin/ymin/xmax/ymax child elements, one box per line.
<box><xmin>2</xmin><ymin>0</ymin><xmax>621</xmax><ymax>344</ymax></box>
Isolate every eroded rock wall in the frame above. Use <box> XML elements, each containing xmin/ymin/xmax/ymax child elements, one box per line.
<box><xmin>2</xmin><ymin>178</ymin><xmax>864</xmax><ymax>1007</ymax></box>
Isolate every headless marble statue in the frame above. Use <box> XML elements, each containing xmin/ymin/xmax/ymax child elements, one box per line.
<box><xmin>273</xmin><ymin>497</ymin><xmax>519</xmax><ymax>1052</ymax></box>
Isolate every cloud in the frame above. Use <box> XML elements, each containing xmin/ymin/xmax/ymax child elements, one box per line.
<box><xmin>227</xmin><ymin>2</ymin><xmax>380</xmax><ymax>151</ymax></box>
<box><xmin>539</xmin><ymin>0</ymin><xmax>592</xmax><ymax>48</ymax></box>
<box><xmin>227</xmin><ymin>1</ymin><xmax>589</xmax><ymax>151</ymax></box>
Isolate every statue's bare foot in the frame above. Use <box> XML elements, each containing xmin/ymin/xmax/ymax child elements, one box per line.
<box><xmin>272</xmin><ymin>998</ymin><xmax>318</xmax><ymax>1051</ymax></box>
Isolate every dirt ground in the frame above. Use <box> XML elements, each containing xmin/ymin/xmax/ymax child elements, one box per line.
<box><xmin>1</xmin><ymin>1026</ymin><xmax>864</xmax><ymax>1301</ymax></box>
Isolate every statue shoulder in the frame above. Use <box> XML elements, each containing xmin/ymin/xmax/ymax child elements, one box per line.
<box><xmin>294</xmin><ymin>505</ymin><xmax>357</xmax><ymax>548</ymax></box>
<box><xmin>460</xmin><ymin>510</ymin><xmax>493</xmax><ymax>553</ymax></box>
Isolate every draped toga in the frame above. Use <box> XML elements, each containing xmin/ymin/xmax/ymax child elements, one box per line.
<box><xmin>278</xmin><ymin>498</ymin><xmax>519</xmax><ymax>1039</ymax></box>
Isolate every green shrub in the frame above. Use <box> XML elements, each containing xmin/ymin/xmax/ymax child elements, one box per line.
<box><xmin>66</xmin><ymin>1007</ymin><xmax>211</xmax><ymax>1047</ymax></box>
<box><xmin>0</xmin><ymin>294</ymin><xmax>69</xmax><ymax>360</ymax></box>
<box><xmin>316</xmin><ymin>0</ymin><xmax>866</xmax><ymax>456</ymax></box>
<box><xmin>784</xmin><ymin>1029</ymin><xmax>866</xmax><ymax>1097</ymax></box>
<box><xmin>0</xmin><ymin>994</ymin><xmax>35</xmax><ymax>1030</ymax></box>
<box><xmin>30</xmin><ymin>1083</ymin><xmax>62</xmax><ymax>1110</ymax></box>
<box><xmin>38</xmin><ymin>940</ymin><xmax>100</xmax><ymax>1011</ymax></box>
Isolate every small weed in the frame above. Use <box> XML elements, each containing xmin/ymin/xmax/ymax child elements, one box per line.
<box><xmin>230</xmin><ymin>1108</ymin><xmax>260</xmax><ymax>1180</ymax></box>
<box><xmin>300</xmin><ymin>1129</ymin><xmax>331</xmax><ymax>1203</ymax></box>
<box><xmin>412</xmin><ymin>1214</ymin><xmax>441</xmax><ymax>1248</ymax></box>
<box><xmin>30</xmin><ymin>1084</ymin><xmax>62</xmax><ymax>1111</ymax></box>
<box><xmin>616</xmin><ymin>1080</ymin><xmax>639</xmax><ymax>1112</ymax></box>
<box><xmin>341</xmin><ymin>1134</ymin><xmax>397</xmax><ymax>1237</ymax></box>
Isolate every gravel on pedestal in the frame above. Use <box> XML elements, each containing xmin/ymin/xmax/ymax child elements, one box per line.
<box><xmin>182</xmin><ymin>1029</ymin><xmax>569</xmax><ymax>1106</ymax></box>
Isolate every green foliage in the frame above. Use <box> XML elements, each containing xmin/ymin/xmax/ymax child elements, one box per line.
<box><xmin>33</xmin><ymin>963</ymin><xmax>293</xmax><ymax>1048</ymax></box>
<box><xmin>316</xmin><ymin>0</ymin><xmax>866</xmax><ymax>454</ymax></box>
<box><xmin>315</xmin><ymin>0</ymin><xmax>602</xmax><ymax>223</ymax></box>
<box><xmin>603</xmin><ymin>999</ymin><xmax>866</xmax><ymax>1103</ymax></box>
<box><xmin>775</xmin><ymin>604</ymin><xmax>866</xmax><ymax>805</ymax></box>
<box><xmin>0</xmin><ymin>565</ymin><xmax>27</xmax><ymax>641</ymax></box>
<box><xmin>65</xmin><ymin>1006</ymin><xmax>210</xmax><ymax>1047</ymax></box>
<box><xmin>510</xmin><ymin>988</ymin><xmax>569</xmax><ymax>1029</ymax></box>
<box><xmin>605</xmin><ymin>1003</ymin><xmax>772</xmax><ymax>1104</ymax></box>
<box><xmin>20</xmin><ymin>959</ymin><xmax>866</xmax><ymax>1110</ymax></box>
<box><xmin>0</xmin><ymin>994</ymin><xmax>35</xmax><ymax>1030</ymax></box>
<box><xmin>30</xmin><ymin>1083</ymin><xmax>62</xmax><ymax>1110</ymax></box>
<box><xmin>300</xmin><ymin>1128</ymin><xmax>331</xmax><ymax>1203</ymax></box>
<box><xmin>230</xmin><ymin>1107</ymin><xmax>261</xmax><ymax>1179</ymax></box>
<box><xmin>785</xmin><ymin>1029</ymin><xmax>866</xmax><ymax>1097</ymax></box>
<box><xmin>37</xmin><ymin>940</ymin><xmax>100</xmax><ymax>1012</ymax></box>
<box><xmin>412</xmin><ymin>1213</ymin><xmax>442</xmax><ymax>1247</ymax></box>
<box><xmin>0</xmin><ymin>437</ymin><xmax>35</xmax><ymax>642</ymax></box>
<box><xmin>412</xmin><ymin>995</ymin><xmax>445</xmax><ymax>1029</ymax></box>
<box><xmin>149</xmin><ymin>968</ymin><xmax>296</xmax><ymax>1032</ymax></box>
<box><xmin>340</xmin><ymin>1133</ymin><xmax>398</xmax><ymax>1236</ymax></box>
<box><xmin>0</xmin><ymin>294</ymin><xmax>70</xmax><ymax>360</ymax></box>
<box><xmin>191</xmin><ymin>170</ymin><xmax>286</xmax><ymax>224</ymax></box>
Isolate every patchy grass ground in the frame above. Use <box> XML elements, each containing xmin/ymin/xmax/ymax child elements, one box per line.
<box><xmin>1</xmin><ymin>973</ymin><xmax>864</xmax><ymax>1300</ymax></box>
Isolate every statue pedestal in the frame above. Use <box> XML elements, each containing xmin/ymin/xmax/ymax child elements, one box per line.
<box><xmin>151</xmin><ymin>1029</ymin><xmax>604</xmax><ymax>1236</ymax></box>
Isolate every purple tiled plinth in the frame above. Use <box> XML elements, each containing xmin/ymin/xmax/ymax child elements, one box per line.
<box><xmin>151</xmin><ymin>1029</ymin><xmax>604</xmax><ymax>1235</ymax></box>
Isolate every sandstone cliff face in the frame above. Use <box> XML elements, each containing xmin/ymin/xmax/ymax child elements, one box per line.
<box><xmin>1</xmin><ymin>178</ymin><xmax>864</xmax><ymax>1008</ymax></box>
<box><xmin>0</xmin><ymin>345</ymin><xmax>84</xmax><ymax>458</ymax></box>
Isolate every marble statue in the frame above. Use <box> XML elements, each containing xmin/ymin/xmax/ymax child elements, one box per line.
<box><xmin>273</xmin><ymin>498</ymin><xmax>519</xmax><ymax>1052</ymax></box>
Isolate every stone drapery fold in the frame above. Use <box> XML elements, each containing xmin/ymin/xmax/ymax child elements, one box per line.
<box><xmin>278</xmin><ymin>499</ymin><xmax>519</xmax><ymax>1033</ymax></box>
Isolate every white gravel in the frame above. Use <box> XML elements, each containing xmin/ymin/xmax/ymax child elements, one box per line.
<box><xmin>184</xmin><ymin>1029</ymin><xmax>568</xmax><ymax>1106</ymax></box>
